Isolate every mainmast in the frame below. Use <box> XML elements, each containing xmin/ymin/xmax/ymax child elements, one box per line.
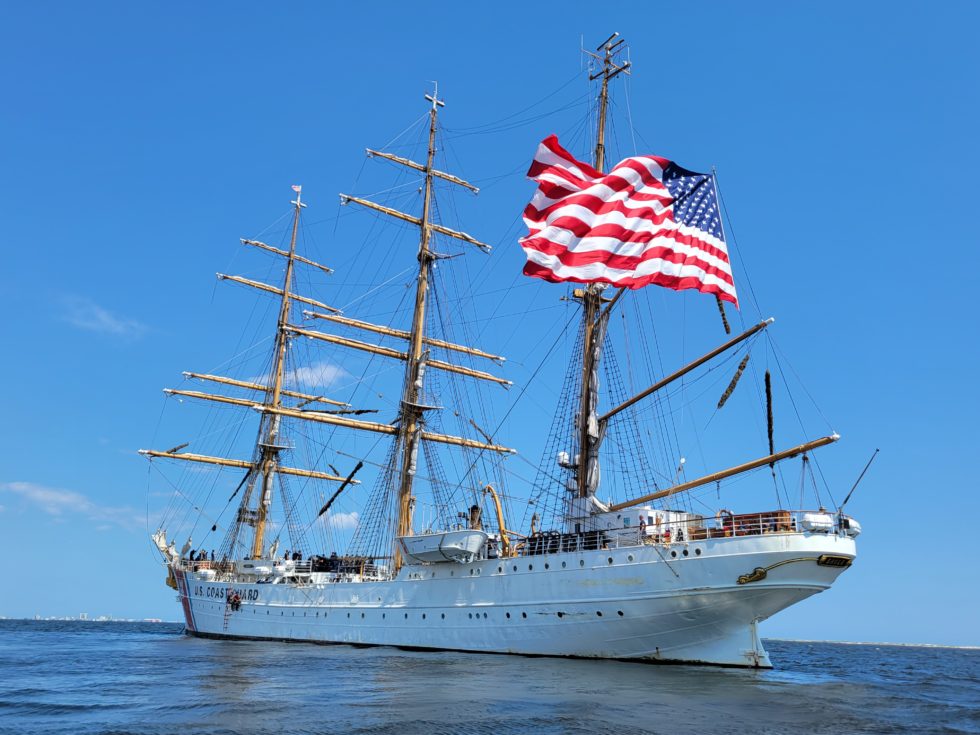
<box><xmin>337</xmin><ymin>86</ymin><xmax>513</xmax><ymax>571</ymax></box>
<box><xmin>394</xmin><ymin>88</ymin><xmax>442</xmax><ymax>553</ymax></box>
<box><xmin>575</xmin><ymin>35</ymin><xmax>630</xmax><ymax>501</ymax></box>
<box><xmin>249</xmin><ymin>187</ymin><xmax>305</xmax><ymax>558</ymax></box>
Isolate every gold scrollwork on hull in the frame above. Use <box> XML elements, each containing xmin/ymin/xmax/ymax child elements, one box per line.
<box><xmin>735</xmin><ymin>555</ymin><xmax>839</xmax><ymax>585</ymax></box>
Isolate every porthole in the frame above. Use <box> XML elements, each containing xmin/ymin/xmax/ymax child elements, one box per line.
<box><xmin>627</xmin><ymin>554</ymin><xmax>634</xmax><ymax>562</ymax></box>
<box><xmin>450</xmin><ymin>570</ymin><xmax>454</xmax><ymax>576</ymax></box>
<box><xmin>422</xmin><ymin>613</ymin><xmax>426</xmax><ymax>620</ymax></box>
<box><xmin>469</xmin><ymin>613</ymin><xmax>473</xmax><ymax>619</ymax></box>
<box><xmin>579</xmin><ymin>560</ymin><xmax>585</xmax><ymax>567</ymax></box>
<box><xmin>506</xmin><ymin>612</ymin><xmax>511</xmax><ymax>619</ymax></box>
<box><xmin>316</xmin><ymin>612</ymin><xmax>319</xmax><ymax>617</ymax></box>
<box><xmin>382</xmin><ymin>613</ymin><xmax>386</xmax><ymax>619</ymax></box>
<box><xmin>528</xmin><ymin>564</ymin><xmax>533</xmax><ymax>571</ymax></box>
<box><xmin>561</xmin><ymin>561</ymin><xmax>566</xmax><ymax>568</ymax></box>
<box><xmin>544</xmin><ymin>563</ymin><xmax>550</xmax><ymax>569</ymax></box>
<box><xmin>498</xmin><ymin>566</ymin><xmax>503</xmax><ymax>573</ymax></box>
<box><xmin>695</xmin><ymin>548</ymin><xmax>702</xmax><ymax>556</ymax></box>
<box><xmin>522</xmin><ymin>612</ymin><xmax>527</xmax><ymax>619</ymax></box>
<box><xmin>557</xmin><ymin>612</ymin><xmax>564</xmax><ymax>618</ymax></box>
<box><xmin>432</xmin><ymin>572</ymin><xmax>436</xmax><ymax>578</ymax></box>
<box><xmin>483</xmin><ymin>612</ymin><xmax>488</xmax><ymax>619</ymax></box>
<box><xmin>617</xmin><ymin>610</ymin><xmax>624</xmax><ymax>616</ymax></box>
<box><xmin>347</xmin><ymin>613</ymin><xmax>350</xmax><ymax>619</ymax></box>
<box><xmin>360</xmin><ymin>612</ymin><xmax>365</xmax><ymax>619</ymax></box>
<box><xmin>607</xmin><ymin>557</ymin><xmax>614</xmax><ymax>565</ymax></box>
<box><xmin>404</xmin><ymin>613</ymin><xmax>408</xmax><ymax>619</ymax></box>
<box><xmin>441</xmin><ymin>613</ymin><xmax>445</xmax><ymax>619</ymax></box>
<box><xmin>670</xmin><ymin>551</ymin><xmax>677</xmax><ymax>558</ymax></box>
<box><xmin>682</xmin><ymin>549</ymin><xmax>689</xmax><ymax>557</ymax></box>
<box><xmin>513</xmin><ymin>565</ymin><xmax>518</xmax><ymax>572</ymax></box>
<box><xmin>477</xmin><ymin>568</ymin><xmax>481</xmax><ymax>575</ymax></box>
<box><xmin>469</xmin><ymin>569</ymin><xmax>474</xmax><ymax>576</ymax></box>
<box><xmin>596</xmin><ymin>611</ymin><xmax>603</xmax><ymax>617</ymax></box>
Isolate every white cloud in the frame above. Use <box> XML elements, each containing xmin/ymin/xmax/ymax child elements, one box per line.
<box><xmin>251</xmin><ymin>361</ymin><xmax>348</xmax><ymax>390</ymax></box>
<box><xmin>324</xmin><ymin>510</ymin><xmax>359</xmax><ymax>530</ymax></box>
<box><xmin>0</xmin><ymin>481</ymin><xmax>143</xmax><ymax>531</ymax></box>
<box><xmin>61</xmin><ymin>296</ymin><xmax>146</xmax><ymax>337</ymax></box>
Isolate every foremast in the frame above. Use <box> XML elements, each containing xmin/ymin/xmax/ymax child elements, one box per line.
<box><xmin>574</xmin><ymin>36</ymin><xmax>631</xmax><ymax>502</ymax></box>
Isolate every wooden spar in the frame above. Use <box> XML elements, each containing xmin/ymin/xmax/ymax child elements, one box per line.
<box><xmin>181</xmin><ymin>372</ymin><xmax>349</xmax><ymax>408</ymax></box>
<box><xmin>339</xmin><ymin>194</ymin><xmax>491</xmax><ymax>251</ymax></box>
<box><xmin>606</xmin><ymin>434</ymin><xmax>840</xmax><ymax>511</ymax></box>
<box><xmin>257</xmin><ymin>405</ymin><xmax>515</xmax><ymax>454</ymax></box>
<box><xmin>366</xmin><ymin>149</ymin><xmax>479</xmax><ymax>193</ymax></box>
<box><xmin>240</xmin><ymin>239</ymin><xmax>333</xmax><ymax>274</ymax></box>
<box><xmin>216</xmin><ymin>274</ymin><xmax>342</xmax><ymax>314</ymax></box>
<box><xmin>287</xmin><ymin>325</ymin><xmax>406</xmax><ymax>360</ymax></box>
<box><xmin>287</xmin><ymin>325</ymin><xmax>511</xmax><ymax>386</ymax></box>
<box><xmin>598</xmin><ymin>318</ymin><xmax>775</xmax><ymax>423</ymax></box>
<box><xmin>137</xmin><ymin>449</ymin><xmax>354</xmax><ymax>483</ymax></box>
<box><xmin>165</xmin><ymin>388</ymin><xmax>259</xmax><ymax>409</ymax></box>
<box><xmin>303</xmin><ymin>310</ymin><xmax>505</xmax><ymax>362</ymax></box>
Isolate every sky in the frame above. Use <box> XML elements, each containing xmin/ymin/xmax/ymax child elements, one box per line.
<box><xmin>1</xmin><ymin>2</ymin><xmax>977</xmax><ymax>647</ymax></box>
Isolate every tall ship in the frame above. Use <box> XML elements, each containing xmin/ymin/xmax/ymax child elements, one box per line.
<box><xmin>143</xmin><ymin>37</ymin><xmax>860</xmax><ymax>668</ymax></box>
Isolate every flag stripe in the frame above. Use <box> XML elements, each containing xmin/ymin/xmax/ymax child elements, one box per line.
<box><xmin>518</xmin><ymin>136</ymin><xmax>738</xmax><ymax>307</ymax></box>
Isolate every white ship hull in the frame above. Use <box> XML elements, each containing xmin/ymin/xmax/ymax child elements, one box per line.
<box><xmin>172</xmin><ymin>531</ymin><xmax>855</xmax><ymax>668</ymax></box>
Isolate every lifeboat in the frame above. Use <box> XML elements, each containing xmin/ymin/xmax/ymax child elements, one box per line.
<box><xmin>398</xmin><ymin>529</ymin><xmax>489</xmax><ymax>563</ymax></box>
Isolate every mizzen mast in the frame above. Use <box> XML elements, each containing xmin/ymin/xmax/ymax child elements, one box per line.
<box><xmin>248</xmin><ymin>186</ymin><xmax>305</xmax><ymax>558</ymax></box>
<box><xmin>575</xmin><ymin>35</ymin><xmax>631</xmax><ymax>501</ymax></box>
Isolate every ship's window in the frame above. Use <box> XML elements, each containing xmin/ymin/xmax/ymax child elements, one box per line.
<box><xmin>580</xmin><ymin>560</ymin><xmax>585</xmax><ymax>567</ymax></box>
<box><xmin>671</xmin><ymin>551</ymin><xmax>677</xmax><ymax>558</ymax></box>
<box><xmin>522</xmin><ymin>612</ymin><xmax>527</xmax><ymax>619</ymax></box>
<box><xmin>561</xmin><ymin>561</ymin><xmax>566</xmax><ymax>568</ymax></box>
<box><xmin>404</xmin><ymin>613</ymin><xmax>408</xmax><ymax>619</ymax></box>
<box><xmin>528</xmin><ymin>564</ymin><xmax>533</xmax><ymax>571</ymax></box>
<box><xmin>695</xmin><ymin>548</ymin><xmax>702</xmax><ymax>556</ymax></box>
<box><xmin>607</xmin><ymin>557</ymin><xmax>613</xmax><ymax>564</ymax></box>
<box><xmin>281</xmin><ymin>611</ymin><xmax>284</xmax><ymax>616</ymax></box>
<box><xmin>617</xmin><ymin>610</ymin><xmax>624</xmax><ymax>616</ymax></box>
<box><xmin>596</xmin><ymin>611</ymin><xmax>603</xmax><ymax>617</ymax></box>
<box><xmin>469</xmin><ymin>569</ymin><xmax>474</xmax><ymax>575</ymax></box>
<box><xmin>682</xmin><ymin>550</ymin><xmax>689</xmax><ymax>557</ymax></box>
<box><xmin>450</xmin><ymin>571</ymin><xmax>454</xmax><ymax>576</ymax></box>
<box><xmin>441</xmin><ymin>613</ymin><xmax>445</xmax><ymax>619</ymax></box>
<box><xmin>347</xmin><ymin>613</ymin><xmax>350</xmax><ymax>618</ymax></box>
<box><xmin>476</xmin><ymin>568</ymin><xmax>481</xmax><ymax>575</ymax></box>
<box><xmin>483</xmin><ymin>612</ymin><xmax>488</xmax><ymax>619</ymax></box>
<box><xmin>627</xmin><ymin>555</ymin><xmax>634</xmax><ymax>562</ymax></box>
<box><xmin>422</xmin><ymin>613</ymin><xmax>426</xmax><ymax>620</ymax></box>
<box><xmin>360</xmin><ymin>613</ymin><xmax>364</xmax><ymax>618</ymax></box>
<box><xmin>544</xmin><ymin>563</ymin><xmax>550</xmax><ymax>569</ymax></box>
<box><xmin>469</xmin><ymin>613</ymin><xmax>473</xmax><ymax>619</ymax></box>
<box><xmin>382</xmin><ymin>613</ymin><xmax>386</xmax><ymax>619</ymax></box>
<box><xmin>316</xmin><ymin>612</ymin><xmax>319</xmax><ymax>617</ymax></box>
<box><xmin>513</xmin><ymin>565</ymin><xmax>518</xmax><ymax>572</ymax></box>
<box><xmin>506</xmin><ymin>612</ymin><xmax>511</xmax><ymax>619</ymax></box>
<box><xmin>557</xmin><ymin>612</ymin><xmax>564</xmax><ymax>618</ymax></box>
<box><xmin>498</xmin><ymin>566</ymin><xmax>503</xmax><ymax>573</ymax></box>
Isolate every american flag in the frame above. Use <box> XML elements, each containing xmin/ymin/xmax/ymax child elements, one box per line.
<box><xmin>519</xmin><ymin>135</ymin><xmax>738</xmax><ymax>306</ymax></box>
<box><xmin>291</xmin><ymin>184</ymin><xmax>302</xmax><ymax>193</ymax></box>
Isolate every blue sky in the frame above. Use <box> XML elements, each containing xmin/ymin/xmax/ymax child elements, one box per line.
<box><xmin>1</xmin><ymin>2</ymin><xmax>977</xmax><ymax>646</ymax></box>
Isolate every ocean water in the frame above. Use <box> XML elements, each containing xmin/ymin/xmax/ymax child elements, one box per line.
<box><xmin>0</xmin><ymin>621</ymin><xmax>976</xmax><ymax>735</ymax></box>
